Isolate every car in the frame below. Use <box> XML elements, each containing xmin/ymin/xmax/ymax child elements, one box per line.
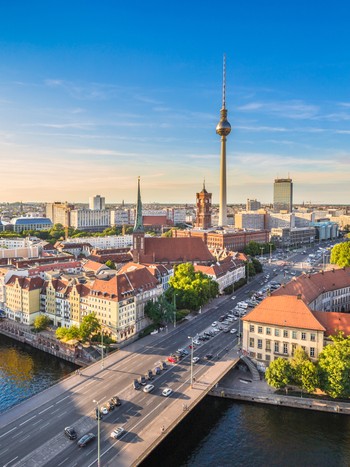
<box><xmin>223</xmin><ymin>327</ymin><xmax>229</xmax><ymax>333</ymax></box>
<box><xmin>162</xmin><ymin>388</ymin><xmax>173</xmax><ymax>397</ymax></box>
<box><xmin>101</xmin><ymin>406</ymin><xmax>109</xmax><ymax>415</ymax></box>
<box><xmin>193</xmin><ymin>339</ymin><xmax>201</xmax><ymax>346</ymax></box>
<box><xmin>78</xmin><ymin>433</ymin><xmax>96</xmax><ymax>447</ymax></box>
<box><xmin>231</xmin><ymin>296</ymin><xmax>236</xmax><ymax>300</ymax></box>
<box><xmin>167</xmin><ymin>355</ymin><xmax>179</xmax><ymax>363</ymax></box>
<box><xmin>205</xmin><ymin>354</ymin><xmax>213</xmax><ymax>360</ymax></box>
<box><xmin>211</xmin><ymin>321</ymin><xmax>218</xmax><ymax>327</ymax></box>
<box><xmin>230</xmin><ymin>329</ymin><xmax>237</xmax><ymax>334</ymax></box>
<box><xmin>133</xmin><ymin>379</ymin><xmax>141</xmax><ymax>390</ymax></box>
<box><xmin>192</xmin><ymin>356</ymin><xmax>200</xmax><ymax>364</ymax></box>
<box><xmin>140</xmin><ymin>375</ymin><xmax>147</xmax><ymax>386</ymax></box>
<box><xmin>64</xmin><ymin>426</ymin><xmax>77</xmax><ymax>440</ymax></box>
<box><xmin>95</xmin><ymin>408</ymin><xmax>102</xmax><ymax>420</ymax></box>
<box><xmin>154</xmin><ymin>366</ymin><xmax>161</xmax><ymax>375</ymax></box>
<box><xmin>180</xmin><ymin>348</ymin><xmax>189</xmax><ymax>356</ymax></box>
<box><xmin>143</xmin><ymin>384</ymin><xmax>155</xmax><ymax>393</ymax></box>
<box><xmin>106</xmin><ymin>401</ymin><xmax>114</xmax><ymax>410</ymax></box>
<box><xmin>110</xmin><ymin>426</ymin><xmax>125</xmax><ymax>439</ymax></box>
<box><xmin>112</xmin><ymin>396</ymin><xmax>121</xmax><ymax>406</ymax></box>
<box><xmin>146</xmin><ymin>370</ymin><xmax>154</xmax><ymax>380</ymax></box>
<box><xmin>161</xmin><ymin>361</ymin><xmax>167</xmax><ymax>370</ymax></box>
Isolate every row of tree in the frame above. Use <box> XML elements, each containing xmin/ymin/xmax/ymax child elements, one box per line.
<box><xmin>265</xmin><ymin>333</ymin><xmax>350</xmax><ymax>398</ymax></box>
<box><xmin>55</xmin><ymin>313</ymin><xmax>101</xmax><ymax>343</ymax></box>
<box><xmin>243</xmin><ymin>241</ymin><xmax>275</xmax><ymax>257</ymax></box>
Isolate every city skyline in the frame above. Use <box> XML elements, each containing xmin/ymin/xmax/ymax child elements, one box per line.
<box><xmin>0</xmin><ymin>1</ymin><xmax>350</xmax><ymax>204</ymax></box>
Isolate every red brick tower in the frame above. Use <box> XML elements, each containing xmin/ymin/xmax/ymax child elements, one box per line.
<box><xmin>195</xmin><ymin>181</ymin><xmax>212</xmax><ymax>229</ymax></box>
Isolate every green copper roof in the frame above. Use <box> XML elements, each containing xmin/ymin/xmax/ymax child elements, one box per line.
<box><xmin>133</xmin><ymin>176</ymin><xmax>144</xmax><ymax>232</ymax></box>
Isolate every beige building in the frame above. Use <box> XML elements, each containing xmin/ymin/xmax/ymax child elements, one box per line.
<box><xmin>5</xmin><ymin>276</ymin><xmax>43</xmax><ymax>324</ymax></box>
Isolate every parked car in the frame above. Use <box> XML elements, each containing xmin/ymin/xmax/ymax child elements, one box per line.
<box><xmin>161</xmin><ymin>361</ymin><xmax>167</xmax><ymax>370</ymax></box>
<box><xmin>230</xmin><ymin>329</ymin><xmax>237</xmax><ymax>334</ymax></box>
<box><xmin>140</xmin><ymin>376</ymin><xmax>147</xmax><ymax>386</ymax></box>
<box><xmin>106</xmin><ymin>401</ymin><xmax>114</xmax><ymax>411</ymax></box>
<box><xmin>110</xmin><ymin>426</ymin><xmax>125</xmax><ymax>439</ymax></box>
<box><xmin>162</xmin><ymin>388</ymin><xmax>173</xmax><ymax>397</ymax></box>
<box><xmin>133</xmin><ymin>379</ymin><xmax>141</xmax><ymax>390</ymax></box>
<box><xmin>112</xmin><ymin>396</ymin><xmax>121</xmax><ymax>406</ymax></box>
<box><xmin>78</xmin><ymin>433</ymin><xmax>96</xmax><ymax>447</ymax></box>
<box><xmin>205</xmin><ymin>354</ymin><xmax>213</xmax><ymax>360</ymax></box>
<box><xmin>95</xmin><ymin>408</ymin><xmax>102</xmax><ymax>420</ymax></box>
<box><xmin>192</xmin><ymin>356</ymin><xmax>200</xmax><ymax>364</ymax></box>
<box><xmin>64</xmin><ymin>426</ymin><xmax>77</xmax><ymax>440</ymax></box>
<box><xmin>143</xmin><ymin>384</ymin><xmax>155</xmax><ymax>393</ymax></box>
<box><xmin>154</xmin><ymin>366</ymin><xmax>161</xmax><ymax>375</ymax></box>
<box><xmin>167</xmin><ymin>355</ymin><xmax>179</xmax><ymax>364</ymax></box>
<box><xmin>100</xmin><ymin>406</ymin><xmax>109</xmax><ymax>415</ymax></box>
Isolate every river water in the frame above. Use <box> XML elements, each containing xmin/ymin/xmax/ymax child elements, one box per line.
<box><xmin>1</xmin><ymin>335</ymin><xmax>350</xmax><ymax>467</ymax></box>
<box><xmin>0</xmin><ymin>334</ymin><xmax>77</xmax><ymax>414</ymax></box>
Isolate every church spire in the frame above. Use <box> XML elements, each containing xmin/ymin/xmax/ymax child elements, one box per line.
<box><xmin>133</xmin><ymin>176</ymin><xmax>144</xmax><ymax>232</ymax></box>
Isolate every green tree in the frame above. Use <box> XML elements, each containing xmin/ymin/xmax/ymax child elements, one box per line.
<box><xmin>300</xmin><ymin>360</ymin><xmax>319</xmax><ymax>394</ymax></box>
<box><xmin>56</xmin><ymin>325</ymin><xmax>81</xmax><ymax>341</ymax></box>
<box><xmin>290</xmin><ymin>347</ymin><xmax>309</xmax><ymax>386</ymax></box>
<box><xmin>145</xmin><ymin>296</ymin><xmax>174</xmax><ymax>326</ymax></box>
<box><xmin>330</xmin><ymin>242</ymin><xmax>350</xmax><ymax>267</ymax></box>
<box><xmin>318</xmin><ymin>332</ymin><xmax>350</xmax><ymax>398</ymax></box>
<box><xmin>165</xmin><ymin>263</ymin><xmax>218</xmax><ymax>311</ymax></box>
<box><xmin>265</xmin><ymin>358</ymin><xmax>292</xmax><ymax>390</ymax></box>
<box><xmin>251</xmin><ymin>258</ymin><xmax>263</xmax><ymax>274</ymax></box>
<box><xmin>105</xmin><ymin>260</ymin><xmax>116</xmax><ymax>269</ymax></box>
<box><xmin>33</xmin><ymin>315</ymin><xmax>51</xmax><ymax>332</ymax></box>
<box><xmin>79</xmin><ymin>313</ymin><xmax>101</xmax><ymax>343</ymax></box>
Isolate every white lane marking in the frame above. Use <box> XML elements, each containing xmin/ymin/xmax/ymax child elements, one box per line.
<box><xmin>57</xmin><ymin>457</ymin><xmax>69</xmax><ymax>466</ymax></box>
<box><xmin>56</xmin><ymin>410</ymin><xmax>68</xmax><ymax>418</ymax></box>
<box><xmin>20</xmin><ymin>434</ymin><xmax>30</xmax><ymax>442</ymax></box>
<box><xmin>50</xmin><ymin>408</ymin><xmax>61</xmax><ymax>415</ymax></box>
<box><xmin>19</xmin><ymin>415</ymin><xmax>36</xmax><ymax>426</ymax></box>
<box><xmin>3</xmin><ymin>456</ymin><xmax>18</xmax><ymax>467</ymax></box>
<box><xmin>39</xmin><ymin>404</ymin><xmax>54</xmax><ymax>414</ymax></box>
<box><xmin>0</xmin><ymin>427</ymin><xmax>16</xmax><ymax>439</ymax></box>
<box><xmin>38</xmin><ymin>421</ymin><xmax>50</xmax><ymax>430</ymax></box>
<box><xmin>32</xmin><ymin>419</ymin><xmax>42</xmax><ymax>426</ymax></box>
<box><xmin>56</xmin><ymin>395</ymin><xmax>70</xmax><ymax>404</ymax></box>
<box><xmin>0</xmin><ymin>447</ymin><xmax>9</xmax><ymax>456</ymax></box>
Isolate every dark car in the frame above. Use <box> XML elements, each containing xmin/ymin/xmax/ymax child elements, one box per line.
<box><xmin>154</xmin><ymin>366</ymin><xmax>161</xmax><ymax>375</ymax></box>
<box><xmin>161</xmin><ymin>361</ymin><xmax>167</xmax><ymax>370</ymax></box>
<box><xmin>78</xmin><ymin>432</ymin><xmax>96</xmax><ymax>447</ymax></box>
<box><xmin>133</xmin><ymin>379</ymin><xmax>141</xmax><ymax>390</ymax></box>
<box><xmin>205</xmin><ymin>354</ymin><xmax>213</xmax><ymax>360</ymax></box>
<box><xmin>140</xmin><ymin>375</ymin><xmax>147</xmax><ymax>386</ymax></box>
<box><xmin>95</xmin><ymin>408</ymin><xmax>102</xmax><ymax>420</ymax></box>
<box><xmin>64</xmin><ymin>426</ymin><xmax>77</xmax><ymax>440</ymax></box>
<box><xmin>147</xmin><ymin>370</ymin><xmax>154</xmax><ymax>380</ymax></box>
<box><xmin>107</xmin><ymin>401</ymin><xmax>114</xmax><ymax>410</ymax></box>
<box><xmin>112</xmin><ymin>396</ymin><xmax>121</xmax><ymax>406</ymax></box>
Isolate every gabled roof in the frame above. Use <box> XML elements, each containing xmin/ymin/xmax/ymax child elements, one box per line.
<box><xmin>241</xmin><ymin>295</ymin><xmax>326</xmax><ymax>331</ymax></box>
<box><xmin>312</xmin><ymin>311</ymin><xmax>350</xmax><ymax>337</ymax></box>
<box><xmin>6</xmin><ymin>275</ymin><xmax>44</xmax><ymax>291</ymax></box>
<box><xmin>272</xmin><ymin>268</ymin><xmax>350</xmax><ymax>304</ymax></box>
<box><xmin>83</xmin><ymin>260</ymin><xmax>108</xmax><ymax>272</ymax></box>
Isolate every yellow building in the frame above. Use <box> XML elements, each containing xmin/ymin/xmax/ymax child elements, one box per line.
<box><xmin>5</xmin><ymin>276</ymin><xmax>44</xmax><ymax>325</ymax></box>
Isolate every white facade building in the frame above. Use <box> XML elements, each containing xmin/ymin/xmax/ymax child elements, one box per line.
<box><xmin>70</xmin><ymin>209</ymin><xmax>110</xmax><ymax>230</ymax></box>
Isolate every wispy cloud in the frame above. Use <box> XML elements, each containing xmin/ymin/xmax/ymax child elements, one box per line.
<box><xmin>237</xmin><ymin>100</ymin><xmax>319</xmax><ymax>119</ymax></box>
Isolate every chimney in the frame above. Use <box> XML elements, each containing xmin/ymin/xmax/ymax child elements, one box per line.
<box><xmin>332</xmin><ymin>268</ymin><xmax>335</xmax><ymax>273</ymax></box>
<box><xmin>297</xmin><ymin>294</ymin><xmax>302</xmax><ymax>300</ymax></box>
<box><xmin>321</xmin><ymin>270</ymin><xmax>324</xmax><ymax>275</ymax></box>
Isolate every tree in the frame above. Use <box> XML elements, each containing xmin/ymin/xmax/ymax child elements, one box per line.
<box><xmin>33</xmin><ymin>315</ymin><xmax>51</xmax><ymax>332</ymax></box>
<box><xmin>55</xmin><ymin>325</ymin><xmax>80</xmax><ymax>341</ymax></box>
<box><xmin>265</xmin><ymin>358</ymin><xmax>292</xmax><ymax>390</ymax></box>
<box><xmin>330</xmin><ymin>242</ymin><xmax>350</xmax><ymax>267</ymax></box>
<box><xmin>299</xmin><ymin>360</ymin><xmax>319</xmax><ymax>394</ymax></box>
<box><xmin>105</xmin><ymin>260</ymin><xmax>116</xmax><ymax>269</ymax></box>
<box><xmin>145</xmin><ymin>296</ymin><xmax>174</xmax><ymax>326</ymax></box>
<box><xmin>318</xmin><ymin>332</ymin><xmax>350</xmax><ymax>398</ymax></box>
<box><xmin>166</xmin><ymin>263</ymin><xmax>219</xmax><ymax>311</ymax></box>
<box><xmin>290</xmin><ymin>347</ymin><xmax>309</xmax><ymax>386</ymax></box>
<box><xmin>79</xmin><ymin>313</ymin><xmax>101</xmax><ymax>342</ymax></box>
<box><xmin>251</xmin><ymin>258</ymin><xmax>263</xmax><ymax>274</ymax></box>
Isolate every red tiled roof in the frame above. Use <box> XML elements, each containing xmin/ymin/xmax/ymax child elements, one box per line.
<box><xmin>143</xmin><ymin>215</ymin><xmax>171</xmax><ymax>226</ymax></box>
<box><xmin>312</xmin><ymin>311</ymin><xmax>350</xmax><ymax>337</ymax></box>
<box><xmin>83</xmin><ymin>260</ymin><xmax>107</xmax><ymax>272</ymax></box>
<box><xmin>138</xmin><ymin>237</ymin><xmax>214</xmax><ymax>264</ymax></box>
<box><xmin>241</xmin><ymin>295</ymin><xmax>326</xmax><ymax>331</ymax></box>
<box><xmin>272</xmin><ymin>268</ymin><xmax>350</xmax><ymax>304</ymax></box>
<box><xmin>6</xmin><ymin>275</ymin><xmax>44</xmax><ymax>291</ymax></box>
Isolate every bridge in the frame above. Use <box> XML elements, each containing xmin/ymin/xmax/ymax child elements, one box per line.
<box><xmin>0</xmin><ymin>295</ymin><xmax>245</xmax><ymax>467</ymax></box>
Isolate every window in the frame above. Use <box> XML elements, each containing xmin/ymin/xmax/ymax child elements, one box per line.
<box><xmin>301</xmin><ymin>332</ymin><xmax>306</xmax><ymax>341</ymax></box>
<box><xmin>292</xmin><ymin>330</ymin><xmax>297</xmax><ymax>339</ymax></box>
<box><xmin>275</xmin><ymin>329</ymin><xmax>280</xmax><ymax>337</ymax></box>
<box><xmin>310</xmin><ymin>347</ymin><xmax>315</xmax><ymax>357</ymax></box>
<box><xmin>266</xmin><ymin>327</ymin><xmax>271</xmax><ymax>335</ymax></box>
<box><xmin>266</xmin><ymin>340</ymin><xmax>271</xmax><ymax>351</ymax></box>
<box><xmin>274</xmin><ymin>342</ymin><xmax>279</xmax><ymax>353</ymax></box>
<box><xmin>310</xmin><ymin>333</ymin><xmax>316</xmax><ymax>342</ymax></box>
<box><xmin>266</xmin><ymin>354</ymin><xmax>270</xmax><ymax>361</ymax></box>
<box><xmin>258</xmin><ymin>326</ymin><xmax>263</xmax><ymax>334</ymax></box>
<box><xmin>283</xmin><ymin>330</ymin><xmax>288</xmax><ymax>338</ymax></box>
<box><xmin>249</xmin><ymin>338</ymin><xmax>255</xmax><ymax>347</ymax></box>
<box><xmin>283</xmin><ymin>343</ymin><xmax>288</xmax><ymax>355</ymax></box>
<box><xmin>257</xmin><ymin>353</ymin><xmax>262</xmax><ymax>360</ymax></box>
<box><xmin>292</xmin><ymin>343</ymin><xmax>297</xmax><ymax>356</ymax></box>
<box><xmin>249</xmin><ymin>324</ymin><xmax>255</xmax><ymax>332</ymax></box>
<box><xmin>258</xmin><ymin>339</ymin><xmax>262</xmax><ymax>349</ymax></box>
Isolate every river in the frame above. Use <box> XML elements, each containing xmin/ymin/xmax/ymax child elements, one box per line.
<box><xmin>1</xmin><ymin>335</ymin><xmax>350</xmax><ymax>466</ymax></box>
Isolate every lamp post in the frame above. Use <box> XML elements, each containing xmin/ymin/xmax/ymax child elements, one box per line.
<box><xmin>260</xmin><ymin>246</ymin><xmax>264</xmax><ymax>261</ymax></box>
<box><xmin>93</xmin><ymin>399</ymin><xmax>101</xmax><ymax>467</ymax></box>
<box><xmin>173</xmin><ymin>292</ymin><xmax>177</xmax><ymax>329</ymax></box>
<box><xmin>101</xmin><ymin>327</ymin><xmax>104</xmax><ymax>369</ymax></box>
<box><xmin>188</xmin><ymin>336</ymin><xmax>194</xmax><ymax>388</ymax></box>
<box><xmin>269</xmin><ymin>243</ymin><xmax>273</xmax><ymax>263</ymax></box>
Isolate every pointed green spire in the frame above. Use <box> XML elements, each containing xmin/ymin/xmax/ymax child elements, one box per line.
<box><xmin>133</xmin><ymin>176</ymin><xmax>144</xmax><ymax>232</ymax></box>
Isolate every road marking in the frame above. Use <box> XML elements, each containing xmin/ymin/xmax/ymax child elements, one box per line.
<box><xmin>3</xmin><ymin>456</ymin><xmax>18</xmax><ymax>467</ymax></box>
<box><xmin>39</xmin><ymin>404</ymin><xmax>54</xmax><ymax>414</ymax></box>
<box><xmin>19</xmin><ymin>415</ymin><xmax>36</xmax><ymax>426</ymax></box>
<box><xmin>20</xmin><ymin>434</ymin><xmax>30</xmax><ymax>442</ymax></box>
<box><xmin>0</xmin><ymin>447</ymin><xmax>9</xmax><ymax>456</ymax></box>
<box><xmin>32</xmin><ymin>419</ymin><xmax>42</xmax><ymax>426</ymax></box>
<box><xmin>56</xmin><ymin>395</ymin><xmax>70</xmax><ymax>404</ymax></box>
<box><xmin>57</xmin><ymin>457</ymin><xmax>69</xmax><ymax>466</ymax></box>
<box><xmin>38</xmin><ymin>421</ymin><xmax>50</xmax><ymax>430</ymax></box>
<box><xmin>51</xmin><ymin>408</ymin><xmax>61</xmax><ymax>415</ymax></box>
<box><xmin>0</xmin><ymin>427</ymin><xmax>16</xmax><ymax>439</ymax></box>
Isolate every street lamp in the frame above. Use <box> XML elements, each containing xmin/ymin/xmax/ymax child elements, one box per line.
<box><xmin>173</xmin><ymin>292</ymin><xmax>177</xmax><ymax>329</ymax></box>
<box><xmin>188</xmin><ymin>336</ymin><xmax>194</xmax><ymax>388</ymax></box>
<box><xmin>260</xmin><ymin>246</ymin><xmax>264</xmax><ymax>261</ymax></box>
<box><xmin>93</xmin><ymin>399</ymin><xmax>101</xmax><ymax>467</ymax></box>
<box><xmin>100</xmin><ymin>327</ymin><xmax>104</xmax><ymax>369</ymax></box>
<box><xmin>269</xmin><ymin>243</ymin><xmax>273</xmax><ymax>263</ymax></box>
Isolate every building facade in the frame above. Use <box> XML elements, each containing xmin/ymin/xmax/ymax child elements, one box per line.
<box><xmin>89</xmin><ymin>195</ymin><xmax>105</xmax><ymax>210</ymax></box>
<box><xmin>70</xmin><ymin>209</ymin><xmax>110</xmax><ymax>231</ymax></box>
<box><xmin>273</xmin><ymin>178</ymin><xmax>293</xmax><ymax>213</ymax></box>
<box><xmin>195</xmin><ymin>183</ymin><xmax>212</xmax><ymax>229</ymax></box>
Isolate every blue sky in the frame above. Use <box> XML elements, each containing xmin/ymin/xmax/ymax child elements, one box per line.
<box><xmin>0</xmin><ymin>1</ymin><xmax>349</xmax><ymax>204</ymax></box>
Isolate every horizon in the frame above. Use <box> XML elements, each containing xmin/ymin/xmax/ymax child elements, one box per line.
<box><xmin>0</xmin><ymin>1</ymin><xmax>349</xmax><ymax>204</ymax></box>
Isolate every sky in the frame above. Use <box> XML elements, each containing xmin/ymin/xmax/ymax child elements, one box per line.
<box><xmin>0</xmin><ymin>1</ymin><xmax>350</xmax><ymax>205</ymax></box>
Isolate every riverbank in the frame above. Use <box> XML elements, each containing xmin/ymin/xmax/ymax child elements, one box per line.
<box><xmin>211</xmin><ymin>362</ymin><xmax>350</xmax><ymax>415</ymax></box>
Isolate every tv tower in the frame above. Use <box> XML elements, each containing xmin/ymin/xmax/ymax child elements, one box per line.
<box><xmin>216</xmin><ymin>54</ymin><xmax>231</xmax><ymax>227</ymax></box>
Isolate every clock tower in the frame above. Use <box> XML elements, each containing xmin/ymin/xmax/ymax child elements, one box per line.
<box><xmin>195</xmin><ymin>180</ymin><xmax>212</xmax><ymax>230</ymax></box>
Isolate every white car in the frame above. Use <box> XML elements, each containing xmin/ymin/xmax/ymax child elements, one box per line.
<box><xmin>193</xmin><ymin>340</ymin><xmax>201</xmax><ymax>346</ymax></box>
<box><xmin>192</xmin><ymin>356</ymin><xmax>200</xmax><ymax>364</ymax></box>
<box><xmin>231</xmin><ymin>296</ymin><xmax>236</xmax><ymax>300</ymax></box>
<box><xmin>101</xmin><ymin>406</ymin><xmax>109</xmax><ymax>415</ymax></box>
<box><xmin>211</xmin><ymin>321</ymin><xmax>218</xmax><ymax>327</ymax></box>
<box><xmin>110</xmin><ymin>426</ymin><xmax>125</xmax><ymax>439</ymax></box>
<box><xmin>143</xmin><ymin>384</ymin><xmax>155</xmax><ymax>393</ymax></box>
<box><xmin>162</xmin><ymin>388</ymin><xmax>173</xmax><ymax>397</ymax></box>
<box><xmin>230</xmin><ymin>329</ymin><xmax>237</xmax><ymax>334</ymax></box>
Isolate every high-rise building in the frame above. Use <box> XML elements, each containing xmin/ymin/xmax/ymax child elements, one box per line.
<box><xmin>89</xmin><ymin>195</ymin><xmax>105</xmax><ymax>210</ymax></box>
<box><xmin>246</xmin><ymin>199</ymin><xmax>261</xmax><ymax>211</ymax></box>
<box><xmin>273</xmin><ymin>178</ymin><xmax>293</xmax><ymax>213</ymax></box>
<box><xmin>195</xmin><ymin>181</ymin><xmax>212</xmax><ymax>229</ymax></box>
<box><xmin>216</xmin><ymin>55</ymin><xmax>231</xmax><ymax>226</ymax></box>
<box><xmin>46</xmin><ymin>202</ymin><xmax>74</xmax><ymax>226</ymax></box>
